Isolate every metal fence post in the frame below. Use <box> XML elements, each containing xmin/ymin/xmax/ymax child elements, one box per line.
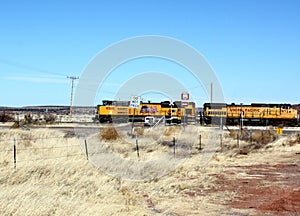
<box><xmin>14</xmin><ymin>138</ymin><xmax>16</xmax><ymax>169</ymax></box>
<box><xmin>220</xmin><ymin>134</ymin><xmax>223</xmax><ymax>151</ymax></box>
<box><xmin>199</xmin><ymin>134</ymin><xmax>202</xmax><ymax>150</ymax></box>
<box><xmin>237</xmin><ymin>133</ymin><xmax>240</xmax><ymax>149</ymax></box>
<box><xmin>84</xmin><ymin>139</ymin><xmax>89</xmax><ymax>160</ymax></box>
<box><xmin>135</xmin><ymin>134</ymin><xmax>139</xmax><ymax>158</ymax></box>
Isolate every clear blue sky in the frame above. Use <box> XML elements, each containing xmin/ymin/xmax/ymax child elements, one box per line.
<box><xmin>0</xmin><ymin>0</ymin><xmax>299</xmax><ymax>107</ymax></box>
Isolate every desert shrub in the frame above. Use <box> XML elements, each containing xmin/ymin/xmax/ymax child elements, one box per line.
<box><xmin>160</xmin><ymin>140</ymin><xmax>174</xmax><ymax>147</ymax></box>
<box><xmin>251</xmin><ymin>130</ymin><xmax>276</xmax><ymax>145</ymax></box>
<box><xmin>163</xmin><ymin>126</ymin><xmax>178</xmax><ymax>136</ymax></box>
<box><xmin>228</xmin><ymin>129</ymin><xmax>277</xmax><ymax>154</ymax></box>
<box><xmin>229</xmin><ymin>130</ymin><xmax>237</xmax><ymax>139</ymax></box>
<box><xmin>229</xmin><ymin>129</ymin><xmax>276</xmax><ymax>145</ymax></box>
<box><xmin>24</xmin><ymin>113</ymin><xmax>33</xmax><ymax>124</ymax></box>
<box><xmin>134</xmin><ymin>127</ymin><xmax>144</xmax><ymax>136</ymax></box>
<box><xmin>229</xmin><ymin>130</ymin><xmax>252</xmax><ymax>140</ymax></box>
<box><xmin>100</xmin><ymin>126</ymin><xmax>119</xmax><ymax>141</ymax></box>
<box><xmin>0</xmin><ymin>110</ymin><xmax>14</xmax><ymax>122</ymax></box>
<box><xmin>44</xmin><ymin>113</ymin><xmax>57</xmax><ymax>123</ymax></box>
<box><xmin>64</xmin><ymin>130</ymin><xmax>76</xmax><ymax>138</ymax></box>
<box><xmin>284</xmin><ymin>133</ymin><xmax>300</xmax><ymax>146</ymax></box>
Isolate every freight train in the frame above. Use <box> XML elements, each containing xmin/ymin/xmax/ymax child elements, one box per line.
<box><xmin>203</xmin><ymin>103</ymin><xmax>299</xmax><ymax>126</ymax></box>
<box><xmin>95</xmin><ymin>100</ymin><xmax>299</xmax><ymax>126</ymax></box>
<box><xmin>95</xmin><ymin>100</ymin><xmax>196</xmax><ymax>124</ymax></box>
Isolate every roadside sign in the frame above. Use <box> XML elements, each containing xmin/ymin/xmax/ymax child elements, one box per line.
<box><xmin>276</xmin><ymin>127</ymin><xmax>283</xmax><ymax>135</ymax></box>
<box><xmin>181</xmin><ymin>91</ymin><xmax>189</xmax><ymax>107</ymax></box>
<box><xmin>181</xmin><ymin>92</ymin><xmax>189</xmax><ymax>100</ymax></box>
<box><xmin>129</xmin><ymin>96</ymin><xmax>141</xmax><ymax>108</ymax></box>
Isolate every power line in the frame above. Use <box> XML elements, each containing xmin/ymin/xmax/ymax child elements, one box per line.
<box><xmin>0</xmin><ymin>58</ymin><xmax>67</xmax><ymax>77</ymax></box>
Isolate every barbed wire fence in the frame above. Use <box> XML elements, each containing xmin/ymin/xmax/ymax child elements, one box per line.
<box><xmin>0</xmin><ymin>135</ymin><xmax>88</xmax><ymax>169</ymax></box>
<box><xmin>1</xmin><ymin>127</ymin><xmax>295</xmax><ymax>170</ymax></box>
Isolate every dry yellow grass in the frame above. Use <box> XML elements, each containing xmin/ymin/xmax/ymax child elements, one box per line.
<box><xmin>0</xmin><ymin>126</ymin><xmax>299</xmax><ymax>215</ymax></box>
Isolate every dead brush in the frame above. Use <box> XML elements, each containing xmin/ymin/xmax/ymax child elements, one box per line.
<box><xmin>251</xmin><ymin>130</ymin><xmax>276</xmax><ymax>146</ymax></box>
<box><xmin>284</xmin><ymin>133</ymin><xmax>300</xmax><ymax>146</ymax></box>
<box><xmin>163</xmin><ymin>126</ymin><xmax>180</xmax><ymax>136</ymax></box>
<box><xmin>134</xmin><ymin>127</ymin><xmax>144</xmax><ymax>136</ymax></box>
<box><xmin>100</xmin><ymin>126</ymin><xmax>119</xmax><ymax>141</ymax></box>
<box><xmin>43</xmin><ymin>113</ymin><xmax>57</xmax><ymax>124</ymax></box>
<box><xmin>228</xmin><ymin>129</ymin><xmax>277</xmax><ymax>154</ymax></box>
<box><xmin>229</xmin><ymin>130</ymin><xmax>238</xmax><ymax>139</ymax></box>
<box><xmin>229</xmin><ymin>129</ymin><xmax>276</xmax><ymax>144</ymax></box>
<box><xmin>64</xmin><ymin>130</ymin><xmax>76</xmax><ymax>138</ymax></box>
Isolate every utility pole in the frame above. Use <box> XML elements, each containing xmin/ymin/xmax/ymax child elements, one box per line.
<box><xmin>67</xmin><ymin>76</ymin><xmax>79</xmax><ymax>118</ymax></box>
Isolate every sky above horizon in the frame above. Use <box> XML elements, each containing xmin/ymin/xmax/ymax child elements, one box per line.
<box><xmin>1</xmin><ymin>0</ymin><xmax>300</xmax><ymax>107</ymax></box>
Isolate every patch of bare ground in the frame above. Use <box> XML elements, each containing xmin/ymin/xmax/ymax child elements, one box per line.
<box><xmin>204</xmin><ymin>143</ymin><xmax>300</xmax><ymax>215</ymax></box>
<box><xmin>208</xmin><ymin>162</ymin><xmax>300</xmax><ymax>214</ymax></box>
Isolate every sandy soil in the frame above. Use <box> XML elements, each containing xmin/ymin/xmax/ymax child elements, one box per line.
<box><xmin>0</xmin><ymin>125</ymin><xmax>299</xmax><ymax>215</ymax></box>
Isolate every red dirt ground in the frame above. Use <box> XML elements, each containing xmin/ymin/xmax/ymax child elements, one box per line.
<box><xmin>210</xmin><ymin>156</ymin><xmax>300</xmax><ymax>215</ymax></box>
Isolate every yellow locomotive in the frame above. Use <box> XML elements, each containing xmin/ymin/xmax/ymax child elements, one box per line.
<box><xmin>95</xmin><ymin>100</ymin><xmax>196</xmax><ymax>124</ymax></box>
<box><xmin>203</xmin><ymin>103</ymin><xmax>299</xmax><ymax>126</ymax></box>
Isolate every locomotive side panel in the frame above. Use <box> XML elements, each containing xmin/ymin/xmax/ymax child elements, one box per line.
<box><xmin>96</xmin><ymin>100</ymin><xmax>191</xmax><ymax>124</ymax></box>
<box><xmin>203</xmin><ymin>103</ymin><xmax>299</xmax><ymax>126</ymax></box>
